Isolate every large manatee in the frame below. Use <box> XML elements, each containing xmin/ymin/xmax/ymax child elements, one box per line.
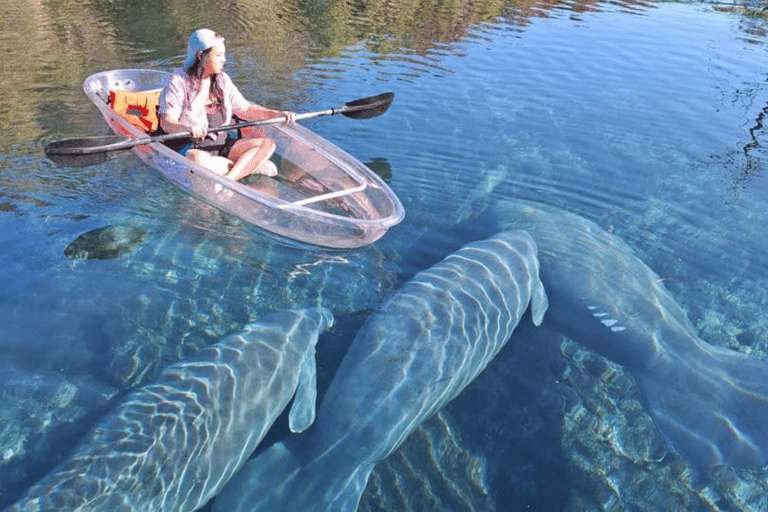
<box><xmin>0</xmin><ymin>218</ymin><xmax>394</xmax><ymax>507</ymax></box>
<box><xmin>212</xmin><ymin>230</ymin><xmax>548</xmax><ymax>512</ymax></box>
<box><xmin>4</xmin><ymin>308</ymin><xmax>332</xmax><ymax>512</ymax></box>
<box><xmin>488</xmin><ymin>199</ymin><xmax>768</xmax><ymax>468</ymax></box>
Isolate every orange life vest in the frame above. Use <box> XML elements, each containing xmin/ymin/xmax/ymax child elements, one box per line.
<box><xmin>109</xmin><ymin>90</ymin><xmax>161</xmax><ymax>133</ymax></box>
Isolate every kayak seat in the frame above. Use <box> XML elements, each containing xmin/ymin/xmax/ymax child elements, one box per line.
<box><xmin>109</xmin><ymin>89</ymin><xmax>161</xmax><ymax>134</ymax></box>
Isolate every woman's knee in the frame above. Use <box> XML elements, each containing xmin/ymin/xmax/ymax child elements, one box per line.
<box><xmin>231</xmin><ymin>138</ymin><xmax>272</xmax><ymax>159</ymax></box>
<box><xmin>186</xmin><ymin>149</ymin><xmax>204</xmax><ymax>163</ymax></box>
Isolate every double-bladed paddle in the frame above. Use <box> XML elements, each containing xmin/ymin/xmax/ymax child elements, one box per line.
<box><xmin>45</xmin><ymin>92</ymin><xmax>394</xmax><ymax>168</ymax></box>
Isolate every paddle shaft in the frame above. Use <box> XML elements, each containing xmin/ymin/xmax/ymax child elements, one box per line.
<box><xmin>64</xmin><ymin>109</ymin><xmax>335</xmax><ymax>156</ymax></box>
<box><xmin>45</xmin><ymin>91</ymin><xmax>394</xmax><ymax>159</ymax></box>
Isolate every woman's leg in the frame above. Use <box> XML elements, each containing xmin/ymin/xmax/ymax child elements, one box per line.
<box><xmin>225</xmin><ymin>138</ymin><xmax>277</xmax><ymax>181</ymax></box>
<box><xmin>186</xmin><ymin>148</ymin><xmax>233</xmax><ymax>176</ymax></box>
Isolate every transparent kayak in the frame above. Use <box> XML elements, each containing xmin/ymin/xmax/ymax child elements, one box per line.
<box><xmin>83</xmin><ymin>69</ymin><xmax>404</xmax><ymax>249</ymax></box>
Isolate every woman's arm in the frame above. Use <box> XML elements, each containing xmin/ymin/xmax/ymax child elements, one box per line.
<box><xmin>240</xmin><ymin>104</ymin><xmax>296</xmax><ymax>124</ymax></box>
<box><xmin>159</xmin><ymin>73</ymin><xmax>208</xmax><ymax>139</ymax></box>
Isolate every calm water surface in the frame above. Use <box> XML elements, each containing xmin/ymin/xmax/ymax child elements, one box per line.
<box><xmin>2</xmin><ymin>0</ymin><xmax>768</xmax><ymax>510</ymax></box>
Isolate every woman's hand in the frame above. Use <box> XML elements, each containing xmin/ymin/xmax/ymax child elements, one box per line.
<box><xmin>281</xmin><ymin>111</ymin><xmax>297</xmax><ymax>124</ymax></box>
<box><xmin>189</xmin><ymin>125</ymin><xmax>207</xmax><ymax>140</ymax></box>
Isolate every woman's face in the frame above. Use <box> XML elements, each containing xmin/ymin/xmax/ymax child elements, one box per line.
<box><xmin>201</xmin><ymin>43</ymin><xmax>226</xmax><ymax>77</ymax></box>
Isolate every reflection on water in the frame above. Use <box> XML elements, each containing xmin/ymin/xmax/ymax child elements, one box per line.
<box><xmin>0</xmin><ymin>0</ymin><xmax>519</xmax><ymax>150</ymax></box>
<box><xmin>2</xmin><ymin>0</ymin><xmax>768</xmax><ymax>510</ymax></box>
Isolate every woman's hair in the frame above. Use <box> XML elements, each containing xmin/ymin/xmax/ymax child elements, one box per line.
<box><xmin>186</xmin><ymin>46</ymin><xmax>223</xmax><ymax>107</ymax></box>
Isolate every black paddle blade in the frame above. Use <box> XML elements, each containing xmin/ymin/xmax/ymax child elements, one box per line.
<box><xmin>45</xmin><ymin>136</ymin><xmax>134</xmax><ymax>167</ymax></box>
<box><xmin>341</xmin><ymin>92</ymin><xmax>394</xmax><ymax>119</ymax></box>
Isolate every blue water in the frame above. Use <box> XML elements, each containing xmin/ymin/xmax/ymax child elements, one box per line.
<box><xmin>2</xmin><ymin>0</ymin><xmax>768</xmax><ymax>510</ymax></box>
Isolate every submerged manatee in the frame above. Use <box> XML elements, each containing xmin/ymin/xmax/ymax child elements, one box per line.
<box><xmin>213</xmin><ymin>230</ymin><xmax>548</xmax><ymax>512</ymax></box>
<box><xmin>0</xmin><ymin>218</ymin><xmax>394</xmax><ymax>507</ymax></box>
<box><xmin>5</xmin><ymin>308</ymin><xmax>332</xmax><ymax>512</ymax></box>
<box><xmin>64</xmin><ymin>225</ymin><xmax>147</xmax><ymax>260</ymax></box>
<box><xmin>488</xmin><ymin>199</ymin><xmax>768</xmax><ymax>469</ymax></box>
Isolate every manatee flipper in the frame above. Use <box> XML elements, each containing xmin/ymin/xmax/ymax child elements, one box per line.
<box><xmin>636</xmin><ymin>345</ymin><xmax>768</xmax><ymax>468</ymax></box>
<box><xmin>287</xmin><ymin>308</ymin><xmax>332</xmax><ymax>433</ymax></box>
<box><xmin>530</xmin><ymin>270</ymin><xmax>548</xmax><ymax>326</ymax></box>
<box><xmin>288</xmin><ymin>345</ymin><xmax>319</xmax><ymax>433</ymax></box>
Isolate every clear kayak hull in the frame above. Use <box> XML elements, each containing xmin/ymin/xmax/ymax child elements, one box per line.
<box><xmin>84</xmin><ymin>69</ymin><xmax>404</xmax><ymax>249</ymax></box>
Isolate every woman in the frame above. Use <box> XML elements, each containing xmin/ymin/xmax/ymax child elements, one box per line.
<box><xmin>159</xmin><ymin>29</ymin><xmax>296</xmax><ymax>181</ymax></box>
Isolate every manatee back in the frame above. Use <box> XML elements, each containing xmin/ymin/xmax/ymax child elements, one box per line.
<box><xmin>350</xmin><ymin>229</ymin><xmax>548</xmax><ymax>410</ymax></box>
<box><xmin>431</xmin><ymin>229</ymin><xmax>548</xmax><ymax>329</ymax></box>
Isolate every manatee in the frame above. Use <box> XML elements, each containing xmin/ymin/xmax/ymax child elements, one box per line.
<box><xmin>212</xmin><ymin>230</ymin><xmax>548</xmax><ymax>512</ymax></box>
<box><xmin>4</xmin><ymin>308</ymin><xmax>332</xmax><ymax>512</ymax></box>
<box><xmin>64</xmin><ymin>224</ymin><xmax>147</xmax><ymax>260</ymax></box>
<box><xmin>487</xmin><ymin>199</ymin><xmax>768</xmax><ymax>468</ymax></box>
<box><xmin>0</xmin><ymin>218</ymin><xmax>394</xmax><ymax>507</ymax></box>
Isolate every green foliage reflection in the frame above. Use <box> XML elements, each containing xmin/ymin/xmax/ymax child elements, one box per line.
<box><xmin>0</xmin><ymin>0</ymin><xmax>662</xmax><ymax>148</ymax></box>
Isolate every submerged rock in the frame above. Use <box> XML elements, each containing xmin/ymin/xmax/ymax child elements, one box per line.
<box><xmin>0</xmin><ymin>368</ymin><xmax>119</xmax><ymax>508</ymax></box>
<box><xmin>361</xmin><ymin>411</ymin><xmax>496</xmax><ymax>512</ymax></box>
<box><xmin>64</xmin><ymin>225</ymin><xmax>147</xmax><ymax>260</ymax></box>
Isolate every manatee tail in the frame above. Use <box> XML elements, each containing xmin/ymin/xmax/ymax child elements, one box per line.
<box><xmin>213</xmin><ymin>442</ymin><xmax>372</xmax><ymax>512</ymax></box>
<box><xmin>636</xmin><ymin>344</ymin><xmax>768</xmax><ymax>468</ymax></box>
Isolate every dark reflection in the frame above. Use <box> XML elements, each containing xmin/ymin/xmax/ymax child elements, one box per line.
<box><xmin>736</xmin><ymin>4</ymin><xmax>768</xmax><ymax>183</ymax></box>
<box><xmin>740</xmin><ymin>100</ymin><xmax>767</xmax><ymax>181</ymax></box>
<box><xmin>715</xmin><ymin>81</ymin><xmax>768</xmax><ymax>191</ymax></box>
<box><xmin>364</xmin><ymin>157</ymin><xmax>392</xmax><ymax>182</ymax></box>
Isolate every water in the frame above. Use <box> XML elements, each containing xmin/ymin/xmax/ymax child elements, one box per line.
<box><xmin>2</xmin><ymin>0</ymin><xmax>768</xmax><ymax>510</ymax></box>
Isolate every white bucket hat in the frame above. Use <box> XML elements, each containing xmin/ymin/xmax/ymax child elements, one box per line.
<box><xmin>184</xmin><ymin>29</ymin><xmax>224</xmax><ymax>69</ymax></box>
